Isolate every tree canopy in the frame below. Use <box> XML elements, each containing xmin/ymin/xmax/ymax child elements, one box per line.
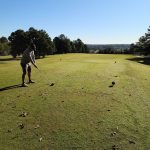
<box><xmin>130</xmin><ymin>26</ymin><xmax>150</xmax><ymax>55</ymax></box>
<box><xmin>0</xmin><ymin>36</ymin><xmax>10</xmax><ymax>55</ymax></box>
<box><xmin>2</xmin><ymin>26</ymin><xmax>150</xmax><ymax>57</ymax></box>
<box><xmin>8</xmin><ymin>28</ymin><xmax>54</xmax><ymax>58</ymax></box>
<box><xmin>7</xmin><ymin>27</ymin><xmax>87</xmax><ymax>57</ymax></box>
<box><xmin>53</xmin><ymin>34</ymin><xmax>87</xmax><ymax>54</ymax></box>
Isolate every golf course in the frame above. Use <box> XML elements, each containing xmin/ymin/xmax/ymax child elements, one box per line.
<box><xmin>0</xmin><ymin>54</ymin><xmax>150</xmax><ymax>150</ymax></box>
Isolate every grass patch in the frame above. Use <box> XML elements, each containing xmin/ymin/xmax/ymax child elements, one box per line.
<box><xmin>0</xmin><ymin>54</ymin><xmax>150</xmax><ymax>149</ymax></box>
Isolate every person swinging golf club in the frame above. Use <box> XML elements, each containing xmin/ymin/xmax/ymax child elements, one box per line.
<box><xmin>20</xmin><ymin>42</ymin><xmax>38</xmax><ymax>87</ymax></box>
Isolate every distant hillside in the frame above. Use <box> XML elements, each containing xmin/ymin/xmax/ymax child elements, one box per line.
<box><xmin>87</xmin><ymin>44</ymin><xmax>130</xmax><ymax>50</ymax></box>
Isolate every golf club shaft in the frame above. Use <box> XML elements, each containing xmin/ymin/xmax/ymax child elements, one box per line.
<box><xmin>37</xmin><ymin>68</ymin><xmax>51</xmax><ymax>84</ymax></box>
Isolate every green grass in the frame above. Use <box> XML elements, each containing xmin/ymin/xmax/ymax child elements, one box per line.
<box><xmin>0</xmin><ymin>54</ymin><xmax>150</xmax><ymax>150</ymax></box>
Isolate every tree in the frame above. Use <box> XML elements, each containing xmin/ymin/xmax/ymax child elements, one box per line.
<box><xmin>0</xmin><ymin>36</ymin><xmax>10</xmax><ymax>55</ymax></box>
<box><xmin>27</xmin><ymin>28</ymin><xmax>54</xmax><ymax>57</ymax></box>
<box><xmin>131</xmin><ymin>26</ymin><xmax>150</xmax><ymax>55</ymax></box>
<box><xmin>0</xmin><ymin>37</ymin><xmax>8</xmax><ymax>43</ymax></box>
<box><xmin>130</xmin><ymin>43</ymin><xmax>138</xmax><ymax>54</ymax></box>
<box><xmin>53</xmin><ymin>34</ymin><xmax>71</xmax><ymax>54</ymax></box>
<box><xmin>73</xmin><ymin>39</ymin><xmax>87</xmax><ymax>53</ymax></box>
<box><xmin>8</xmin><ymin>27</ymin><xmax>54</xmax><ymax>58</ymax></box>
<box><xmin>53</xmin><ymin>37</ymin><xmax>62</xmax><ymax>53</ymax></box>
<box><xmin>8</xmin><ymin>30</ymin><xmax>28</xmax><ymax>58</ymax></box>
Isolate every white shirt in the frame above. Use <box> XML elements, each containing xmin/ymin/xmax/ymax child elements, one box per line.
<box><xmin>21</xmin><ymin>48</ymin><xmax>35</xmax><ymax>64</ymax></box>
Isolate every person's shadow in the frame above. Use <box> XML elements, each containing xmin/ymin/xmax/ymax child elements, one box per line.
<box><xmin>0</xmin><ymin>84</ymin><xmax>22</xmax><ymax>91</ymax></box>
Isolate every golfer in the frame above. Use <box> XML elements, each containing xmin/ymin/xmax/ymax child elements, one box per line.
<box><xmin>20</xmin><ymin>43</ymin><xmax>38</xmax><ymax>87</ymax></box>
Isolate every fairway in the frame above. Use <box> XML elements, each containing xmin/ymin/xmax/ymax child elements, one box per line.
<box><xmin>0</xmin><ymin>54</ymin><xmax>150</xmax><ymax>150</ymax></box>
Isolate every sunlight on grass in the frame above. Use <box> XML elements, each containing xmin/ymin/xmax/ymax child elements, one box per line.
<box><xmin>0</xmin><ymin>54</ymin><xmax>150</xmax><ymax>149</ymax></box>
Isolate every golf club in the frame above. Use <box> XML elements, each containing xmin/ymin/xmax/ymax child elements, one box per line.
<box><xmin>36</xmin><ymin>68</ymin><xmax>54</xmax><ymax>86</ymax></box>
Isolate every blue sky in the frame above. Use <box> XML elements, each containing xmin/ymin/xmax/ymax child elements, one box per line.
<box><xmin>0</xmin><ymin>0</ymin><xmax>150</xmax><ymax>44</ymax></box>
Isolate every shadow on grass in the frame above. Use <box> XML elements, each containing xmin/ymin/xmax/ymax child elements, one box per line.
<box><xmin>0</xmin><ymin>57</ymin><xmax>21</xmax><ymax>61</ymax></box>
<box><xmin>127</xmin><ymin>57</ymin><xmax>150</xmax><ymax>65</ymax></box>
<box><xmin>0</xmin><ymin>57</ymin><xmax>45</xmax><ymax>61</ymax></box>
<box><xmin>0</xmin><ymin>84</ymin><xmax>23</xmax><ymax>91</ymax></box>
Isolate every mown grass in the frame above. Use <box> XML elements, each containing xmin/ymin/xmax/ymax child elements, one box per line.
<box><xmin>0</xmin><ymin>54</ymin><xmax>150</xmax><ymax>150</ymax></box>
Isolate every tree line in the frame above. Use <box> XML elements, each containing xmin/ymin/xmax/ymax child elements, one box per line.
<box><xmin>1</xmin><ymin>26</ymin><xmax>150</xmax><ymax>57</ymax></box>
<box><xmin>130</xmin><ymin>26</ymin><xmax>150</xmax><ymax>55</ymax></box>
<box><xmin>0</xmin><ymin>37</ymin><xmax>10</xmax><ymax>55</ymax></box>
<box><xmin>0</xmin><ymin>27</ymin><xmax>88</xmax><ymax>58</ymax></box>
<box><xmin>89</xmin><ymin>47</ymin><xmax>131</xmax><ymax>54</ymax></box>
